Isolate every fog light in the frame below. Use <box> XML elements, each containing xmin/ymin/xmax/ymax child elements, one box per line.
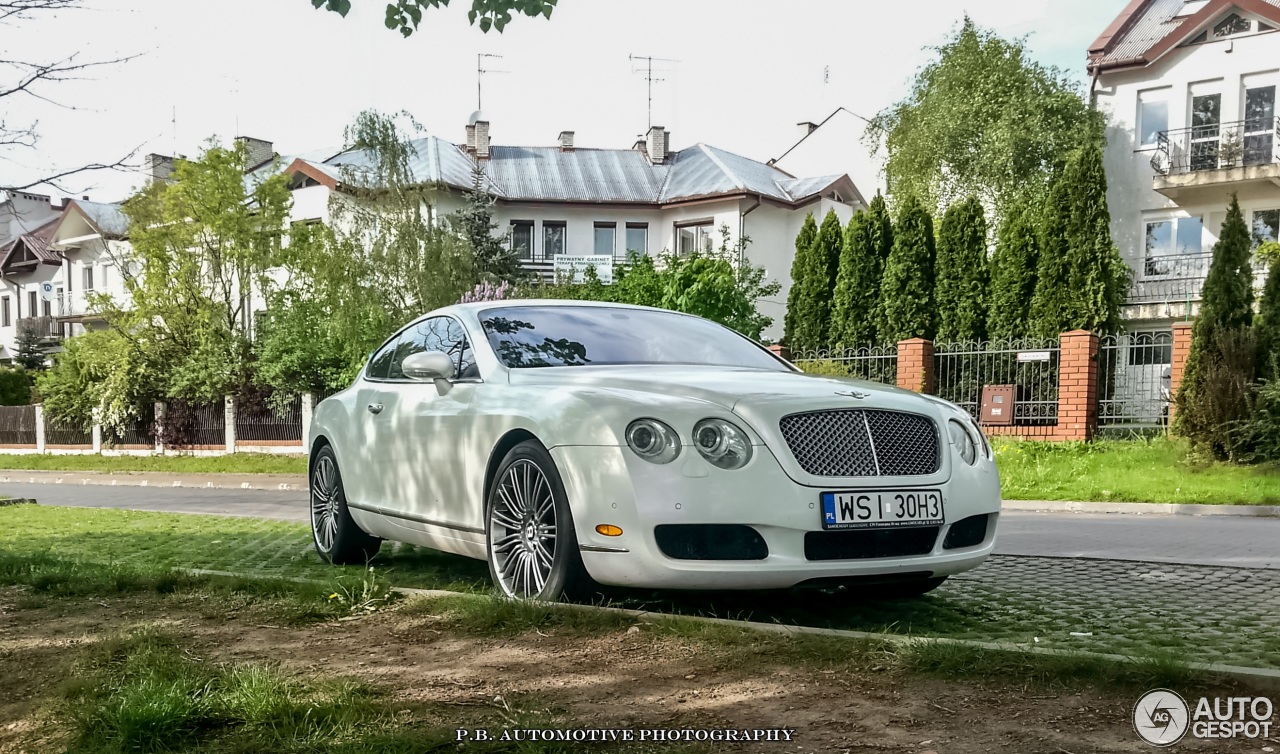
<box><xmin>595</xmin><ymin>524</ymin><xmax>623</xmax><ymax>537</ymax></box>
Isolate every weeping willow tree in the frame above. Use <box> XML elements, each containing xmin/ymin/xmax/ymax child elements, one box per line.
<box><xmin>255</xmin><ymin>111</ymin><xmax>479</xmax><ymax>396</ymax></box>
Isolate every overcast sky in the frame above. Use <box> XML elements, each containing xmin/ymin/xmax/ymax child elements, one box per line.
<box><xmin>4</xmin><ymin>0</ymin><xmax>1121</xmax><ymax>201</ymax></box>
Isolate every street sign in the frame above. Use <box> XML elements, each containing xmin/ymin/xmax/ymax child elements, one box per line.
<box><xmin>1017</xmin><ymin>350</ymin><xmax>1051</xmax><ymax>362</ymax></box>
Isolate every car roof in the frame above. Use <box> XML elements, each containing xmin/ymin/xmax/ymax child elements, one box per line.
<box><xmin>442</xmin><ymin>299</ymin><xmax>686</xmax><ymax>317</ymax></box>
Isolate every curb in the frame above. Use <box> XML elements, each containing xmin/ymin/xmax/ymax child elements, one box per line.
<box><xmin>0</xmin><ymin>471</ymin><xmax>307</xmax><ymax>492</ymax></box>
<box><xmin>1002</xmin><ymin>500</ymin><xmax>1280</xmax><ymax>518</ymax></box>
<box><xmin>182</xmin><ymin>568</ymin><xmax>1280</xmax><ymax>692</ymax></box>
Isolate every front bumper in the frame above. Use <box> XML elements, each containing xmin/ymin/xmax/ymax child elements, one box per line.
<box><xmin>550</xmin><ymin>443</ymin><xmax>1001</xmax><ymax>591</ymax></box>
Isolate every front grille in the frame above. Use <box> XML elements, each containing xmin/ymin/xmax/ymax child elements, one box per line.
<box><xmin>943</xmin><ymin>514</ymin><xmax>991</xmax><ymax>549</ymax></box>
<box><xmin>778</xmin><ymin>409</ymin><xmax>940</xmax><ymax>477</ymax></box>
<box><xmin>654</xmin><ymin>524</ymin><xmax>768</xmax><ymax>561</ymax></box>
<box><xmin>803</xmin><ymin>526</ymin><xmax>940</xmax><ymax>561</ymax></box>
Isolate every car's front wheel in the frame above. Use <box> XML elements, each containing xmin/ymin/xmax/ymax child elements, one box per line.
<box><xmin>310</xmin><ymin>444</ymin><xmax>381</xmax><ymax>565</ymax></box>
<box><xmin>486</xmin><ymin>440</ymin><xmax>592</xmax><ymax>600</ymax></box>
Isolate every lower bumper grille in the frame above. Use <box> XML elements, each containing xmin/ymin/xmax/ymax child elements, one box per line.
<box><xmin>804</xmin><ymin>526</ymin><xmax>940</xmax><ymax>561</ymax></box>
<box><xmin>654</xmin><ymin>524</ymin><xmax>768</xmax><ymax>561</ymax></box>
<box><xmin>943</xmin><ymin>514</ymin><xmax>991</xmax><ymax>549</ymax></box>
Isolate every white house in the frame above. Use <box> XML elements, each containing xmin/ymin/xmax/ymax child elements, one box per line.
<box><xmin>273</xmin><ymin>115</ymin><xmax>863</xmax><ymax>340</ymax></box>
<box><xmin>1090</xmin><ymin>0</ymin><xmax>1280</xmax><ymax>333</ymax></box>
<box><xmin>769</xmin><ymin>107</ymin><xmax>889</xmax><ymax>203</ymax></box>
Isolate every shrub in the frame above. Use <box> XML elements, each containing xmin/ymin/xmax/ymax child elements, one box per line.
<box><xmin>0</xmin><ymin>368</ymin><xmax>32</xmax><ymax>405</ymax></box>
<box><xmin>1176</xmin><ymin>327</ymin><xmax>1257</xmax><ymax>462</ymax></box>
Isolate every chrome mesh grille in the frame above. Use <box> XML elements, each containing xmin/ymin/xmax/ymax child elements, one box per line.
<box><xmin>778</xmin><ymin>409</ymin><xmax>939</xmax><ymax>477</ymax></box>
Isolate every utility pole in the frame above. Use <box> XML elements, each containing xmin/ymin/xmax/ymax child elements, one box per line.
<box><xmin>629</xmin><ymin>54</ymin><xmax>681</xmax><ymax>129</ymax></box>
<box><xmin>477</xmin><ymin>53</ymin><xmax>507</xmax><ymax>110</ymax></box>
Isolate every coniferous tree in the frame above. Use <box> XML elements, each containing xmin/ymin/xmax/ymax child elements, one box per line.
<box><xmin>788</xmin><ymin>210</ymin><xmax>844</xmax><ymax>353</ymax></box>
<box><xmin>934</xmin><ymin>196</ymin><xmax>989</xmax><ymax>342</ymax></box>
<box><xmin>1175</xmin><ymin>194</ymin><xmax>1257</xmax><ymax>457</ymax></box>
<box><xmin>449</xmin><ymin>162</ymin><xmax>528</xmax><ymax>284</ymax></box>
<box><xmin>830</xmin><ymin>194</ymin><xmax>894</xmax><ymax>350</ymax></box>
<box><xmin>783</xmin><ymin>213</ymin><xmax>818</xmax><ymax>348</ymax></box>
<box><xmin>13</xmin><ymin>322</ymin><xmax>47</xmax><ymax>371</ymax></box>
<box><xmin>986</xmin><ymin>199</ymin><xmax>1041</xmax><ymax>341</ymax></box>
<box><xmin>876</xmin><ymin>194</ymin><xmax>936</xmax><ymax>344</ymax></box>
<box><xmin>1255</xmin><ymin>243</ymin><xmax>1280</xmax><ymax>379</ymax></box>
<box><xmin>1029</xmin><ymin>140</ymin><xmax>1129</xmax><ymax>337</ymax></box>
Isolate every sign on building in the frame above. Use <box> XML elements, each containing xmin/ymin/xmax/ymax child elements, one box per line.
<box><xmin>553</xmin><ymin>255</ymin><xmax>614</xmax><ymax>285</ymax></box>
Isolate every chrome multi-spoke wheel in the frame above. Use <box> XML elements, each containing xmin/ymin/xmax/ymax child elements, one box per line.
<box><xmin>489</xmin><ymin>459</ymin><xmax>558</xmax><ymax>598</ymax></box>
<box><xmin>311</xmin><ymin>453</ymin><xmax>340</xmax><ymax>553</ymax></box>
<box><xmin>485</xmin><ymin>440</ymin><xmax>591</xmax><ymax>601</ymax></box>
<box><xmin>309</xmin><ymin>445</ymin><xmax>381</xmax><ymax>565</ymax></box>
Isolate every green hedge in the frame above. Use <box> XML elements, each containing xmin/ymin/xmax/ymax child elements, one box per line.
<box><xmin>0</xmin><ymin>369</ymin><xmax>32</xmax><ymax>406</ymax></box>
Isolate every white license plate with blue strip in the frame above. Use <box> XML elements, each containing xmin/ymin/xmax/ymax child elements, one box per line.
<box><xmin>820</xmin><ymin>489</ymin><xmax>944</xmax><ymax>530</ymax></box>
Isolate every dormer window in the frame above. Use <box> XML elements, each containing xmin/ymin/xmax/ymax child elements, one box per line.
<box><xmin>1213</xmin><ymin>13</ymin><xmax>1251</xmax><ymax>38</ymax></box>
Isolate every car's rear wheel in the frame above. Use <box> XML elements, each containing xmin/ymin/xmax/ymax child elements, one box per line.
<box><xmin>486</xmin><ymin>440</ymin><xmax>591</xmax><ymax>600</ymax></box>
<box><xmin>310</xmin><ymin>445</ymin><xmax>381</xmax><ymax>565</ymax></box>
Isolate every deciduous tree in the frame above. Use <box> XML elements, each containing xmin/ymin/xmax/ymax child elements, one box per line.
<box><xmin>309</xmin><ymin>0</ymin><xmax>556</xmax><ymax>35</ymax></box>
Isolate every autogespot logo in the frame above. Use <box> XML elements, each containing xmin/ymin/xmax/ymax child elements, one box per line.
<box><xmin>1133</xmin><ymin>689</ymin><xmax>1190</xmax><ymax>746</ymax></box>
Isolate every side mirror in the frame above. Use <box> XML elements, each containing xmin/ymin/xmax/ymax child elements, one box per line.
<box><xmin>401</xmin><ymin>351</ymin><xmax>456</xmax><ymax>382</ymax></box>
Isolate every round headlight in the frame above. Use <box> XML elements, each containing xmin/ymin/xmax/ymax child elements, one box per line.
<box><xmin>692</xmin><ymin>418</ymin><xmax>753</xmax><ymax>470</ymax></box>
<box><xmin>626</xmin><ymin>419</ymin><xmax>680</xmax><ymax>464</ymax></box>
<box><xmin>948</xmin><ymin>419</ymin><xmax>977</xmax><ymax>466</ymax></box>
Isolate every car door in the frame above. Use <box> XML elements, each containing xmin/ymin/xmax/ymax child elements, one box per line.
<box><xmin>385</xmin><ymin>316</ymin><xmax>481</xmax><ymax>532</ymax></box>
<box><xmin>350</xmin><ymin>331</ymin><xmax>409</xmax><ymax>508</ymax></box>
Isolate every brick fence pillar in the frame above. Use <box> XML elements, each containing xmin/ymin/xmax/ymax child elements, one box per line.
<box><xmin>1056</xmin><ymin>330</ymin><xmax>1099</xmax><ymax>441</ymax></box>
<box><xmin>1168</xmin><ymin>321</ymin><xmax>1194</xmax><ymax>426</ymax></box>
<box><xmin>897</xmin><ymin>338</ymin><xmax>935</xmax><ymax>394</ymax></box>
<box><xmin>767</xmin><ymin>344</ymin><xmax>791</xmax><ymax>361</ymax></box>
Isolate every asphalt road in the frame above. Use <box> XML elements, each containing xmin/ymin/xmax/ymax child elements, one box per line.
<box><xmin>3</xmin><ymin>482</ymin><xmax>1277</xmax><ymax>569</ymax></box>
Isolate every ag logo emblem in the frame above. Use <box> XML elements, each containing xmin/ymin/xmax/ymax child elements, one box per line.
<box><xmin>1133</xmin><ymin>689</ymin><xmax>1190</xmax><ymax>746</ymax></box>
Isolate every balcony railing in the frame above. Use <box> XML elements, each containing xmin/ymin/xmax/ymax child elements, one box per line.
<box><xmin>16</xmin><ymin>315</ymin><xmax>61</xmax><ymax>340</ymax></box>
<box><xmin>56</xmin><ymin>289</ymin><xmax>97</xmax><ymax>319</ymax></box>
<box><xmin>1152</xmin><ymin>117</ymin><xmax>1280</xmax><ymax>176</ymax></box>
<box><xmin>1129</xmin><ymin>252</ymin><xmax>1269</xmax><ymax>304</ymax></box>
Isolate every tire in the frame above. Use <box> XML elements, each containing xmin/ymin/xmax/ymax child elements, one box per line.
<box><xmin>485</xmin><ymin>440</ymin><xmax>592</xmax><ymax>600</ymax></box>
<box><xmin>310</xmin><ymin>444</ymin><xmax>381</xmax><ymax>565</ymax></box>
<box><xmin>863</xmin><ymin>576</ymin><xmax>948</xmax><ymax>600</ymax></box>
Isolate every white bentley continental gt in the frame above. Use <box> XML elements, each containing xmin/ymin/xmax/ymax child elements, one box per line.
<box><xmin>308</xmin><ymin>301</ymin><xmax>1001</xmax><ymax>600</ymax></box>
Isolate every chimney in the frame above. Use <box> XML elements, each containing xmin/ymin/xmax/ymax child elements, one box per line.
<box><xmin>558</xmin><ymin>131</ymin><xmax>574</xmax><ymax>151</ymax></box>
<box><xmin>466</xmin><ymin>124</ymin><xmax>477</xmax><ymax>152</ymax></box>
<box><xmin>475</xmin><ymin>120</ymin><xmax>490</xmax><ymax>159</ymax></box>
<box><xmin>646</xmin><ymin>126</ymin><xmax>667</xmax><ymax>165</ymax></box>
<box><xmin>144</xmin><ymin>153</ymin><xmax>175</xmax><ymax>185</ymax></box>
<box><xmin>235</xmin><ymin>136</ymin><xmax>274</xmax><ymax>171</ymax></box>
<box><xmin>797</xmin><ymin>121</ymin><xmax>819</xmax><ymax>138</ymax></box>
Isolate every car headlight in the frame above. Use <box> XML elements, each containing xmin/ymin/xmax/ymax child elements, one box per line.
<box><xmin>692</xmin><ymin>418</ymin><xmax>753</xmax><ymax>470</ymax></box>
<box><xmin>626</xmin><ymin>419</ymin><xmax>681</xmax><ymax>464</ymax></box>
<box><xmin>967</xmin><ymin>414</ymin><xmax>991</xmax><ymax>459</ymax></box>
<box><xmin>948</xmin><ymin>419</ymin><xmax>977</xmax><ymax>465</ymax></box>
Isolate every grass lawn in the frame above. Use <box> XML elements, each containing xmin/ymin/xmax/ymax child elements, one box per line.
<box><xmin>994</xmin><ymin>437</ymin><xmax>1280</xmax><ymax>505</ymax></box>
<box><xmin>0</xmin><ymin>452</ymin><xmax>307</xmax><ymax>475</ymax></box>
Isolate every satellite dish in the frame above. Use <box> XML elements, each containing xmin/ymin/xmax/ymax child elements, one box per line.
<box><xmin>38</xmin><ymin>281</ymin><xmax>55</xmax><ymax>302</ymax></box>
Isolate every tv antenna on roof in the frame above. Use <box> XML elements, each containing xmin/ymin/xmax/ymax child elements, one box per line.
<box><xmin>629</xmin><ymin>54</ymin><xmax>681</xmax><ymax>129</ymax></box>
<box><xmin>477</xmin><ymin>53</ymin><xmax>508</xmax><ymax>110</ymax></box>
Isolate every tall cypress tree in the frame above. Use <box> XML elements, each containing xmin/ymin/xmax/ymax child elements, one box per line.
<box><xmin>934</xmin><ymin>196</ymin><xmax>989</xmax><ymax>342</ymax></box>
<box><xmin>784</xmin><ymin>213</ymin><xmax>818</xmax><ymax>348</ymax></box>
<box><xmin>986</xmin><ymin>199</ymin><xmax>1040</xmax><ymax>341</ymax></box>
<box><xmin>1174</xmin><ymin>194</ymin><xmax>1257</xmax><ymax>457</ymax></box>
<box><xmin>1255</xmin><ymin>243</ymin><xmax>1280</xmax><ymax>379</ymax></box>
<box><xmin>829</xmin><ymin>210</ymin><xmax>870</xmax><ymax>350</ymax></box>
<box><xmin>789</xmin><ymin>210</ymin><xmax>844</xmax><ymax>353</ymax></box>
<box><xmin>876</xmin><ymin>194</ymin><xmax>936</xmax><ymax>344</ymax></box>
<box><xmin>1029</xmin><ymin>141</ymin><xmax>1129</xmax><ymax>337</ymax></box>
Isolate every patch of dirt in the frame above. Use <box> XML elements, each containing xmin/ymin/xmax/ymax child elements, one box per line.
<box><xmin>0</xmin><ymin>588</ymin><xmax>1264</xmax><ymax>753</ymax></box>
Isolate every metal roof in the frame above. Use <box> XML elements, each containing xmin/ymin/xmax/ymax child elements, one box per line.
<box><xmin>293</xmin><ymin>135</ymin><xmax>849</xmax><ymax>207</ymax></box>
<box><xmin>71</xmin><ymin>199</ymin><xmax>129</xmax><ymax>238</ymax></box>
<box><xmin>1091</xmin><ymin>0</ymin><xmax>1280</xmax><ymax>68</ymax></box>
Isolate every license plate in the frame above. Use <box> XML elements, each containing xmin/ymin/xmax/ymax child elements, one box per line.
<box><xmin>820</xmin><ymin>489</ymin><xmax>944</xmax><ymax>530</ymax></box>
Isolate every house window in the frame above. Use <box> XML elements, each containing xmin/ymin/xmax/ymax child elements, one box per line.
<box><xmin>83</xmin><ymin>266</ymin><xmax>95</xmax><ymax>292</ymax></box>
<box><xmin>509</xmin><ymin>221</ymin><xmax>534</xmax><ymax>261</ymax></box>
<box><xmin>27</xmin><ymin>291</ymin><xmax>36</xmax><ymax>317</ymax></box>
<box><xmin>42</xmin><ymin>298</ymin><xmax>50</xmax><ymax>317</ymax></box>
<box><xmin>625</xmin><ymin>223</ymin><xmax>648</xmax><ymax>256</ymax></box>
<box><xmin>1190</xmin><ymin>92</ymin><xmax>1222</xmax><ymax>170</ymax></box>
<box><xmin>1243</xmin><ymin>85</ymin><xmax>1276</xmax><ymax>166</ymax></box>
<box><xmin>593</xmin><ymin>222</ymin><xmax>616</xmax><ymax>256</ymax></box>
<box><xmin>1</xmin><ymin>297</ymin><xmax>9</xmax><ymax>327</ymax></box>
<box><xmin>1253</xmin><ymin>209</ymin><xmax>1280</xmax><ymax>246</ymax></box>
<box><xmin>677</xmin><ymin>222</ymin><xmax>715</xmax><ymax>256</ymax></box>
<box><xmin>543</xmin><ymin>222</ymin><xmax>565</xmax><ymax>257</ymax></box>
<box><xmin>1213</xmin><ymin>13</ymin><xmax>1251</xmax><ymax>37</ymax></box>
<box><xmin>1144</xmin><ymin>216</ymin><xmax>1203</xmax><ymax>276</ymax></box>
<box><xmin>1127</xmin><ymin>331</ymin><xmax>1174</xmax><ymax>366</ymax></box>
<box><xmin>1137</xmin><ymin>91</ymin><xmax>1169</xmax><ymax>147</ymax></box>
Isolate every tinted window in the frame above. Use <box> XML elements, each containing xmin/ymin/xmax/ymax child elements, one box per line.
<box><xmin>366</xmin><ymin>338</ymin><xmax>398</xmax><ymax>379</ymax></box>
<box><xmin>478</xmin><ymin>306</ymin><xmax>787</xmax><ymax>370</ymax></box>
<box><xmin>379</xmin><ymin>317</ymin><xmax>478</xmax><ymax>381</ymax></box>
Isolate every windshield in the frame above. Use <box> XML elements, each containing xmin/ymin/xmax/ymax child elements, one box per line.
<box><xmin>478</xmin><ymin>305</ymin><xmax>789</xmax><ymax>371</ymax></box>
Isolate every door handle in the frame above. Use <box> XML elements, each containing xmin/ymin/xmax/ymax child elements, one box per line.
<box><xmin>367</xmin><ymin>403</ymin><xmax>384</xmax><ymax>415</ymax></box>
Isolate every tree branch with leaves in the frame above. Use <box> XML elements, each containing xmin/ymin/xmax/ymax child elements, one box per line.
<box><xmin>310</xmin><ymin>0</ymin><xmax>556</xmax><ymax>35</ymax></box>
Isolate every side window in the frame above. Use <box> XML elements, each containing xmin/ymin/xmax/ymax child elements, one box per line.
<box><xmin>366</xmin><ymin>336</ymin><xmax>399</xmax><ymax>379</ymax></box>
<box><xmin>447</xmin><ymin>319</ymin><xmax>480</xmax><ymax>379</ymax></box>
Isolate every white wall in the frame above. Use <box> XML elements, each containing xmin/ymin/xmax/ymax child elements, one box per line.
<box><xmin>773</xmin><ymin>109</ymin><xmax>886</xmax><ymax>202</ymax></box>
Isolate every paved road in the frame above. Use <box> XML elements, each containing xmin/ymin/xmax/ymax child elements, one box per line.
<box><xmin>4</xmin><ymin>482</ymin><xmax>1277</xmax><ymax>569</ymax></box>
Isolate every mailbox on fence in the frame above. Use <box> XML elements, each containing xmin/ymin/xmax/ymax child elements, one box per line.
<box><xmin>980</xmin><ymin>385</ymin><xmax>1016</xmax><ymax>426</ymax></box>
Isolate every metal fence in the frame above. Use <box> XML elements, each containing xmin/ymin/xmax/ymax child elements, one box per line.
<box><xmin>791</xmin><ymin>346</ymin><xmax>899</xmax><ymax>386</ymax></box>
<box><xmin>163</xmin><ymin>400</ymin><xmax>226</xmax><ymax>449</ymax></box>
<box><xmin>1098</xmin><ymin>331</ymin><xmax>1173</xmax><ymax>431</ymax></box>
<box><xmin>0</xmin><ymin>405</ymin><xmax>36</xmax><ymax>446</ymax></box>
<box><xmin>934</xmin><ymin>339</ymin><xmax>1060</xmax><ymax>425</ymax></box>
<box><xmin>236</xmin><ymin>394</ymin><xmax>304</xmax><ymax>445</ymax></box>
<box><xmin>45</xmin><ymin>418</ymin><xmax>92</xmax><ymax>447</ymax></box>
<box><xmin>104</xmin><ymin>405</ymin><xmax>157</xmax><ymax>449</ymax></box>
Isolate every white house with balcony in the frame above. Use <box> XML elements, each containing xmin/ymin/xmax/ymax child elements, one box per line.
<box><xmin>272</xmin><ymin>114</ymin><xmax>863</xmax><ymax>340</ymax></box>
<box><xmin>1090</xmin><ymin>0</ymin><xmax>1280</xmax><ymax>331</ymax></box>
